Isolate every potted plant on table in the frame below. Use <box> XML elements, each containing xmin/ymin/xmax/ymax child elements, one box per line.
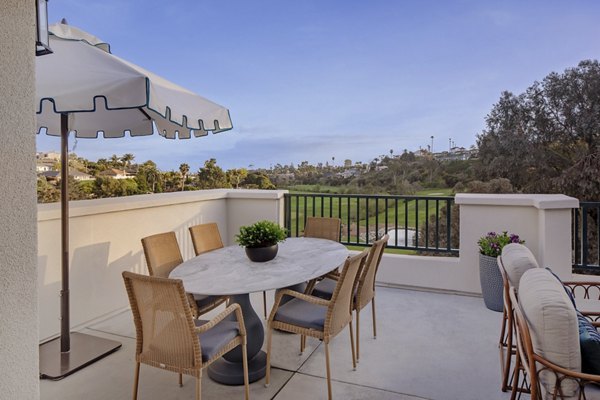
<box><xmin>477</xmin><ymin>231</ymin><xmax>524</xmax><ymax>312</ymax></box>
<box><xmin>235</xmin><ymin>220</ymin><xmax>287</xmax><ymax>262</ymax></box>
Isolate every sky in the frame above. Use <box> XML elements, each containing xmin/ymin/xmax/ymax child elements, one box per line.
<box><xmin>37</xmin><ymin>0</ymin><xmax>600</xmax><ymax>171</ymax></box>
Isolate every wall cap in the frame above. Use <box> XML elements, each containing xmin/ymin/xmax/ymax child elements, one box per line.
<box><xmin>455</xmin><ymin>193</ymin><xmax>579</xmax><ymax>209</ymax></box>
<box><xmin>38</xmin><ymin>189</ymin><xmax>288</xmax><ymax>221</ymax></box>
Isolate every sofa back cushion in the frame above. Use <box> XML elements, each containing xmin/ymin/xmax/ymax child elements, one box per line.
<box><xmin>519</xmin><ymin>268</ymin><xmax>581</xmax><ymax>399</ymax></box>
<box><xmin>501</xmin><ymin>243</ymin><xmax>539</xmax><ymax>290</ymax></box>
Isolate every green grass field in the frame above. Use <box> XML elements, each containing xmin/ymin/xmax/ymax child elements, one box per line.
<box><xmin>285</xmin><ymin>187</ymin><xmax>453</xmax><ymax>245</ymax></box>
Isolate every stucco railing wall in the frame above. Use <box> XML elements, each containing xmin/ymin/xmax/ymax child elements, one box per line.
<box><xmin>37</xmin><ymin>189</ymin><xmax>286</xmax><ymax>342</ymax></box>
<box><xmin>376</xmin><ymin>194</ymin><xmax>581</xmax><ymax>294</ymax></box>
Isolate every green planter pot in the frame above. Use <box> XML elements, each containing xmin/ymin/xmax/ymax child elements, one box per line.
<box><xmin>479</xmin><ymin>253</ymin><xmax>503</xmax><ymax>312</ymax></box>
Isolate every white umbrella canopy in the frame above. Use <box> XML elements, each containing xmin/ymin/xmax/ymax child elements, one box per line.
<box><xmin>37</xmin><ymin>22</ymin><xmax>232</xmax><ymax>139</ymax></box>
<box><xmin>36</xmin><ymin>22</ymin><xmax>232</xmax><ymax>380</ymax></box>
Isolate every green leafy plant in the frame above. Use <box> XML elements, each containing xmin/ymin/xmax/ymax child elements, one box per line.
<box><xmin>478</xmin><ymin>231</ymin><xmax>524</xmax><ymax>257</ymax></box>
<box><xmin>235</xmin><ymin>220</ymin><xmax>287</xmax><ymax>248</ymax></box>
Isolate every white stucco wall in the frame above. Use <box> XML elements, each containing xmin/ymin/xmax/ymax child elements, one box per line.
<box><xmin>377</xmin><ymin>194</ymin><xmax>582</xmax><ymax>294</ymax></box>
<box><xmin>0</xmin><ymin>1</ymin><xmax>39</xmax><ymax>398</ymax></box>
<box><xmin>38</xmin><ymin>189</ymin><xmax>286</xmax><ymax>341</ymax></box>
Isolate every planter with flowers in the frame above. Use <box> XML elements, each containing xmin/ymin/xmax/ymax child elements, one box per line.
<box><xmin>477</xmin><ymin>231</ymin><xmax>525</xmax><ymax>312</ymax></box>
<box><xmin>235</xmin><ymin>220</ymin><xmax>287</xmax><ymax>262</ymax></box>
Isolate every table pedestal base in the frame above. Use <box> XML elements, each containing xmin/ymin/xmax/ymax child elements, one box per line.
<box><xmin>208</xmin><ymin>350</ymin><xmax>266</xmax><ymax>385</ymax></box>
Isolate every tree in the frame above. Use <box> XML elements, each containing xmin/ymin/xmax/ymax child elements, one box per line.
<box><xmin>109</xmin><ymin>154</ymin><xmax>121</xmax><ymax>168</ymax></box>
<box><xmin>226</xmin><ymin>168</ymin><xmax>248</xmax><ymax>189</ymax></box>
<box><xmin>477</xmin><ymin>60</ymin><xmax>600</xmax><ymax>200</ymax></box>
<box><xmin>196</xmin><ymin>158</ymin><xmax>230</xmax><ymax>189</ymax></box>
<box><xmin>179</xmin><ymin>163</ymin><xmax>190</xmax><ymax>191</ymax></box>
<box><xmin>136</xmin><ymin>161</ymin><xmax>162</xmax><ymax>193</ymax></box>
<box><xmin>242</xmin><ymin>172</ymin><xmax>275</xmax><ymax>189</ymax></box>
<box><xmin>121</xmin><ymin>153</ymin><xmax>135</xmax><ymax>170</ymax></box>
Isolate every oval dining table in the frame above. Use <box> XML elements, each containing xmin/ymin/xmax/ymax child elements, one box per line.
<box><xmin>169</xmin><ymin>237</ymin><xmax>349</xmax><ymax>385</ymax></box>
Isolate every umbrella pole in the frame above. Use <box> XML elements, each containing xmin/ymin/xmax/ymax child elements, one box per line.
<box><xmin>60</xmin><ymin>113</ymin><xmax>70</xmax><ymax>353</ymax></box>
<box><xmin>39</xmin><ymin>114</ymin><xmax>121</xmax><ymax>380</ymax></box>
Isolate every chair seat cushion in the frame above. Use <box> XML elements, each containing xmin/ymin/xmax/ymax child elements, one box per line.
<box><xmin>195</xmin><ymin>319</ymin><xmax>239</xmax><ymax>362</ymax></box>
<box><xmin>312</xmin><ymin>278</ymin><xmax>336</xmax><ymax>300</ymax></box>
<box><xmin>274</xmin><ymin>298</ymin><xmax>327</xmax><ymax>330</ymax></box>
<box><xmin>577</xmin><ymin>312</ymin><xmax>600</xmax><ymax>374</ymax></box>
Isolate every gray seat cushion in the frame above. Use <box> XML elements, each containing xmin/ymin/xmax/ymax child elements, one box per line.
<box><xmin>312</xmin><ymin>278</ymin><xmax>336</xmax><ymax>300</ymax></box>
<box><xmin>274</xmin><ymin>298</ymin><xmax>327</xmax><ymax>330</ymax></box>
<box><xmin>194</xmin><ymin>319</ymin><xmax>239</xmax><ymax>362</ymax></box>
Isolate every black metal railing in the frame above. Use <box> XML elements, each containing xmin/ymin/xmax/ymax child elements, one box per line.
<box><xmin>284</xmin><ymin>193</ymin><xmax>458</xmax><ymax>254</ymax></box>
<box><xmin>573</xmin><ymin>202</ymin><xmax>600</xmax><ymax>273</ymax></box>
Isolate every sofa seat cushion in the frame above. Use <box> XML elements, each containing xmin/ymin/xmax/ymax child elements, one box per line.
<box><xmin>519</xmin><ymin>268</ymin><xmax>581</xmax><ymax>399</ymax></box>
<box><xmin>501</xmin><ymin>243</ymin><xmax>539</xmax><ymax>290</ymax></box>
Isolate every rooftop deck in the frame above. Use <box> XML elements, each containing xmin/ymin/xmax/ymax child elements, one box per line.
<box><xmin>41</xmin><ymin>285</ymin><xmax>511</xmax><ymax>400</ymax></box>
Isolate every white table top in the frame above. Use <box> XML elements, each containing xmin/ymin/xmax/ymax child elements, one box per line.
<box><xmin>169</xmin><ymin>237</ymin><xmax>349</xmax><ymax>296</ymax></box>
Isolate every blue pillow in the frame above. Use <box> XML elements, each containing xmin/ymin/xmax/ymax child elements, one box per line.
<box><xmin>577</xmin><ymin>311</ymin><xmax>600</xmax><ymax>374</ymax></box>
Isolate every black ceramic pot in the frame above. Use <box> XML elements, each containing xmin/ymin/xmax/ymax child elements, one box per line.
<box><xmin>245</xmin><ymin>244</ymin><xmax>278</xmax><ymax>262</ymax></box>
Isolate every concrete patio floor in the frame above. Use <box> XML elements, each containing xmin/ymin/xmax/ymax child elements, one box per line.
<box><xmin>40</xmin><ymin>286</ymin><xmax>512</xmax><ymax>400</ymax></box>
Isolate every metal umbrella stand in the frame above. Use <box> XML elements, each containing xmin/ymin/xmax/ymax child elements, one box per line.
<box><xmin>37</xmin><ymin>22</ymin><xmax>232</xmax><ymax>380</ymax></box>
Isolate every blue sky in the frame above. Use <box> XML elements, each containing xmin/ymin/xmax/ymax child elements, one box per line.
<box><xmin>37</xmin><ymin>0</ymin><xmax>600</xmax><ymax>171</ymax></box>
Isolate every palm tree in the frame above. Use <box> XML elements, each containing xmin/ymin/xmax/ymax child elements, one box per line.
<box><xmin>179</xmin><ymin>163</ymin><xmax>190</xmax><ymax>191</ymax></box>
<box><xmin>109</xmin><ymin>154</ymin><xmax>121</xmax><ymax>168</ymax></box>
<box><xmin>121</xmin><ymin>153</ymin><xmax>134</xmax><ymax>170</ymax></box>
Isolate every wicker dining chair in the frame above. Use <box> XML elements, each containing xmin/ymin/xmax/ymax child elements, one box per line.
<box><xmin>189</xmin><ymin>223</ymin><xmax>224</xmax><ymax>256</ymax></box>
<box><xmin>301</xmin><ymin>216</ymin><xmax>343</xmax><ymax>292</ymax></box>
<box><xmin>141</xmin><ymin>231</ymin><xmax>227</xmax><ymax>318</ymax></box>
<box><xmin>303</xmin><ymin>216</ymin><xmax>342</xmax><ymax>242</ymax></box>
<box><xmin>189</xmin><ymin>222</ymin><xmax>269</xmax><ymax>319</ymax></box>
<box><xmin>311</xmin><ymin>234</ymin><xmax>388</xmax><ymax>361</ymax></box>
<box><xmin>122</xmin><ymin>271</ymin><xmax>249</xmax><ymax>400</ymax></box>
<box><xmin>265</xmin><ymin>250</ymin><xmax>369</xmax><ymax>400</ymax></box>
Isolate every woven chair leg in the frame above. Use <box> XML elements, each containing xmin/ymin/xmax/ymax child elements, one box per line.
<box><xmin>349</xmin><ymin>321</ymin><xmax>356</xmax><ymax>370</ymax></box>
<box><xmin>300</xmin><ymin>335</ymin><xmax>305</xmax><ymax>354</ymax></box>
<box><xmin>132</xmin><ymin>362</ymin><xmax>141</xmax><ymax>400</ymax></box>
<box><xmin>179</xmin><ymin>373</ymin><xmax>183</xmax><ymax>387</ymax></box>
<box><xmin>242</xmin><ymin>340</ymin><xmax>250</xmax><ymax>400</ymax></box>
<box><xmin>265</xmin><ymin>326</ymin><xmax>273</xmax><ymax>387</ymax></box>
<box><xmin>325</xmin><ymin>340</ymin><xmax>333</xmax><ymax>400</ymax></box>
<box><xmin>372</xmin><ymin>297</ymin><xmax>377</xmax><ymax>338</ymax></box>
<box><xmin>302</xmin><ymin>335</ymin><xmax>306</xmax><ymax>353</ymax></box>
<box><xmin>196</xmin><ymin>375</ymin><xmax>201</xmax><ymax>400</ymax></box>
<box><xmin>263</xmin><ymin>291</ymin><xmax>267</xmax><ymax>319</ymax></box>
<box><xmin>356</xmin><ymin>309</ymin><xmax>361</xmax><ymax>362</ymax></box>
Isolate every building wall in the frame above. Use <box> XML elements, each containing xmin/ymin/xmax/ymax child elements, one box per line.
<box><xmin>0</xmin><ymin>1</ymin><xmax>39</xmax><ymax>398</ymax></box>
<box><xmin>37</xmin><ymin>189</ymin><xmax>286</xmax><ymax>341</ymax></box>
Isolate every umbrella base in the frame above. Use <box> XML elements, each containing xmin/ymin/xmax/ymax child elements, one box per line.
<box><xmin>39</xmin><ymin>332</ymin><xmax>121</xmax><ymax>380</ymax></box>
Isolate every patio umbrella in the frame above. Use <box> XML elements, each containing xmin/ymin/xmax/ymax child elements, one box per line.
<box><xmin>37</xmin><ymin>22</ymin><xmax>233</xmax><ymax>380</ymax></box>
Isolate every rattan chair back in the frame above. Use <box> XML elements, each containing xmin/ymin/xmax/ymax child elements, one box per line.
<box><xmin>141</xmin><ymin>232</ymin><xmax>183</xmax><ymax>278</ymax></box>
<box><xmin>189</xmin><ymin>223</ymin><xmax>224</xmax><ymax>256</ymax></box>
<box><xmin>304</xmin><ymin>217</ymin><xmax>341</xmax><ymax>242</ymax></box>
<box><xmin>326</xmin><ymin>250</ymin><xmax>368</xmax><ymax>336</ymax></box>
<box><xmin>122</xmin><ymin>271</ymin><xmax>201</xmax><ymax>375</ymax></box>
<box><xmin>355</xmin><ymin>235</ymin><xmax>388</xmax><ymax>311</ymax></box>
<box><xmin>510</xmin><ymin>286</ymin><xmax>600</xmax><ymax>399</ymax></box>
